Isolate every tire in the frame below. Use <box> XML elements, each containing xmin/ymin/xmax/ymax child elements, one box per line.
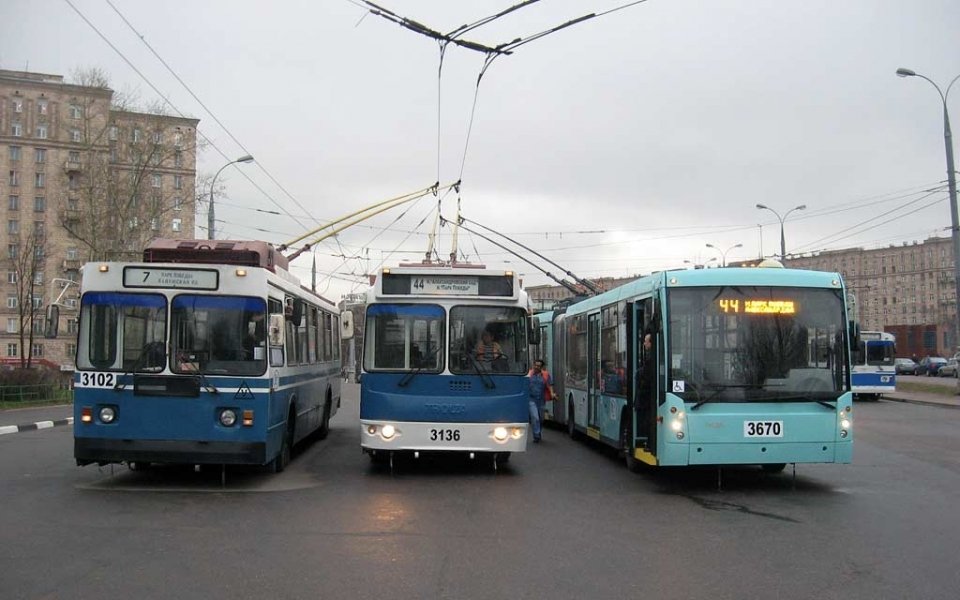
<box><xmin>621</xmin><ymin>414</ymin><xmax>642</xmax><ymax>473</ymax></box>
<box><xmin>761</xmin><ymin>463</ymin><xmax>787</xmax><ymax>473</ymax></box>
<box><xmin>566</xmin><ymin>401</ymin><xmax>579</xmax><ymax>440</ymax></box>
<box><xmin>270</xmin><ymin>415</ymin><xmax>293</xmax><ymax>474</ymax></box>
<box><xmin>495</xmin><ymin>452</ymin><xmax>511</xmax><ymax>467</ymax></box>
<box><xmin>316</xmin><ymin>398</ymin><xmax>331</xmax><ymax>440</ymax></box>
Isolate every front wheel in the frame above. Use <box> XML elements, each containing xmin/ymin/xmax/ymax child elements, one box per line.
<box><xmin>270</xmin><ymin>417</ymin><xmax>293</xmax><ymax>473</ymax></box>
<box><xmin>566</xmin><ymin>401</ymin><xmax>580</xmax><ymax>440</ymax></box>
<box><xmin>316</xmin><ymin>398</ymin><xmax>331</xmax><ymax>440</ymax></box>
<box><xmin>620</xmin><ymin>415</ymin><xmax>642</xmax><ymax>473</ymax></box>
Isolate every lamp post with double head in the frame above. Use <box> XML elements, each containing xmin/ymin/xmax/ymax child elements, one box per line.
<box><xmin>706</xmin><ymin>243</ymin><xmax>743</xmax><ymax>267</ymax></box>
<box><xmin>896</xmin><ymin>67</ymin><xmax>960</xmax><ymax>355</ymax></box>
<box><xmin>208</xmin><ymin>154</ymin><xmax>255</xmax><ymax>240</ymax></box>
<box><xmin>755</xmin><ymin>203</ymin><xmax>806</xmax><ymax>260</ymax></box>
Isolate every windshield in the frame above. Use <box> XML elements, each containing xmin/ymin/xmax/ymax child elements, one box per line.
<box><xmin>449</xmin><ymin>306</ymin><xmax>529</xmax><ymax>375</ymax></box>
<box><xmin>77</xmin><ymin>292</ymin><xmax>167</xmax><ymax>372</ymax></box>
<box><xmin>668</xmin><ymin>286</ymin><xmax>848</xmax><ymax>402</ymax></box>
<box><xmin>363</xmin><ymin>304</ymin><xmax>445</xmax><ymax>372</ymax></box>
<box><xmin>863</xmin><ymin>341</ymin><xmax>895</xmax><ymax>366</ymax></box>
<box><xmin>170</xmin><ymin>295</ymin><xmax>267</xmax><ymax>376</ymax></box>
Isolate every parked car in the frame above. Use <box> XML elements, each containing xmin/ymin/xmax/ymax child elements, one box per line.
<box><xmin>938</xmin><ymin>358</ymin><xmax>959</xmax><ymax>378</ymax></box>
<box><xmin>918</xmin><ymin>356</ymin><xmax>948</xmax><ymax>376</ymax></box>
<box><xmin>894</xmin><ymin>358</ymin><xmax>920</xmax><ymax>376</ymax></box>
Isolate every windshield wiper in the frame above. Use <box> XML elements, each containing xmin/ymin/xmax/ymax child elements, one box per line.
<box><xmin>398</xmin><ymin>347</ymin><xmax>441</xmax><ymax>387</ymax></box>
<box><xmin>113</xmin><ymin>342</ymin><xmax>166</xmax><ymax>391</ymax></box>
<box><xmin>466</xmin><ymin>350</ymin><xmax>496</xmax><ymax>389</ymax></box>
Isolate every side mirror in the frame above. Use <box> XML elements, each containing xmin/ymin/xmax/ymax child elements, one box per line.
<box><xmin>269</xmin><ymin>314</ymin><xmax>285</xmax><ymax>346</ymax></box>
<box><xmin>528</xmin><ymin>317</ymin><xmax>542</xmax><ymax>345</ymax></box>
<box><xmin>45</xmin><ymin>305</ymin><xmax>60</xmax><ymax>339</ymax></box>
<box><xmin>341</xmin><ymin>310</ymin><xmax>355</xmax><ymax>340</ymax></box>
<box><xmin>848</xmin><ymin>321</ymin><xmax>860</xmax><ymax>349</ymax></box>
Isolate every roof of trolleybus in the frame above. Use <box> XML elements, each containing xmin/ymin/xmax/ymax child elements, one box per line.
<box><xmin>560</xmin><ymin>267</ymin><xmax>847</xmax><ymax>317</ymax></box>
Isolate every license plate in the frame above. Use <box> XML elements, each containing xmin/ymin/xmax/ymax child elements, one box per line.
<box><xmin>429</xmin><ymin>428</ymin><xmax>461</xmax><ymax>442</ymax></box>
<box><xmin>743</xmin><ymin>421</ymin><xmax>783</xmax><ymax>437</ymax></box>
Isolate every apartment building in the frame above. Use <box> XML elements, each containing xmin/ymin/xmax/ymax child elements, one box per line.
<box><xmin>783</xmin><ymin>236</ymin><xmax>957</xmax><ymax>357</ymax></box>
<box><xmin>0</xmin><ymin>69</ymin><xmax>199</xmax><ymax>372</ymax></box>
<box><xmin>526</xmin><ymin>275</ymin><xmax>641</xmax><ymax>312</ymax></box>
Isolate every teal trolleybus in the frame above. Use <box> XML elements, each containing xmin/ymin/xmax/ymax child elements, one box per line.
<box><xmin>534</xmin><ymin>263</ymin><xmax>855</xmax><ymax>471</ymax></box>
<box><xmin>73</xmin><ymin>239</ymin><xmax>341</xmax><ymax>472</ymax></box>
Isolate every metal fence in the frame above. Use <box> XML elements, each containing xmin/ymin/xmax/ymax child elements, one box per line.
<box><xmin>0</xmin><ymin>384</ymin><xmax>73</xmax><ymax>407</ymax></box>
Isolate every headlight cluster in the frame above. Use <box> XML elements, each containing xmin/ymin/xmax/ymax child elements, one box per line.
<box><xmin>218</xmin><ymin>408</ymin><xmax>254</xmax><ymax>427</ymax></box>
<box><xmin>367</xmin><ymin>424</ymin><xmax>399</xmax><ymax>441</ymax></box>
<box><xmin>80</xmin><ymin>406</ymin><xmax>118</xmax><ymax>425</ymax></box>
<box><xmin>840</xmin><ymin>405</ymin><xmax>852</xmax><ymax>438</ymax></box>
<box><xmin>669</xmin><ymin>406</ymin><xmax>686</xmax><ymax>440</ymax></box>
<box><xmin>491</xmin><ymin>426</ymin><xmax>524</xmax><ymax>443</ymax></box>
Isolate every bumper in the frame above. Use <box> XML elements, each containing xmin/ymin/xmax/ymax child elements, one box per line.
<box><xmin>360</xmin><ymin>420</ymin><xmax>528</xmax><ymax>452</ymax></box>
<box><xmin>75</xmin><ymin>437</ymin><xmax>267</xmax><ymax>466</ymax></box>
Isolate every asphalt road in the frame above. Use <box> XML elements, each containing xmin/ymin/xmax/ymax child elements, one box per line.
<box><xmin>2</xmin><ymin>383</ymin><xmax>959</xmax><ymax>600</ymax></box>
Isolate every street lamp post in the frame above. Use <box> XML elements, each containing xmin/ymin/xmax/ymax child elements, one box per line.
<box><xmin>706</xmin><ymin>242</ymin><xmax>743</xmax><ymax>267</ymax></box>
<box><xmin>896</xmin><ymin>68</ymin><xmax>960</xmax><ymax>355</ymax></box>
<box><xmin>208</xmin><ymin>154</ymin><xmax>254</xmax><ymax>240</ymax></box>
<box><xmin>756</xmin><ymin>203</ymin><xmax>806</xmax><ymax>260</ymax></box>
<box><xmin>684</xmin><ymin>257</ymin><xmax>717</xmax><ymax>270</ymax></box>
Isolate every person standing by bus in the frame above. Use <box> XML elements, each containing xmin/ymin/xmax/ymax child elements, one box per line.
<box><xmin>528</xmin><ymin>359</ymin><xmax>555</xmax><ymax>443</ymax></box>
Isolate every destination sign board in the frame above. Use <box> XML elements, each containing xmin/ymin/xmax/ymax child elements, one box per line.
<box><xmin>123</xmin><ymin>267</ymin><xmax>219</xmax><ymax>290</ymax></box>
<box><xmin>413</xmin><ymin>276</ymin><xmax>479</xmax><ymax>296</ymax></box>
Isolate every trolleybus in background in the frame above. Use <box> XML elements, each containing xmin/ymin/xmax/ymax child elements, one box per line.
<box><xmin>72</xmin><ymin>239</ymin><xmax>341</xmax><ymax>473</ymax></box>
<box><xmin>355</xmin><ymin>264</ymin><xmax>533</xmax><ymax>468</ymax></box>
<box><xmin>851</xmin><ymin>330</ymin><xmax>896</xmax><ymax>400</ymax></box>
<box><xmin>534</xmin><ymin>262</ymin><xmax>855</xmax><ymax>472</ymax></box>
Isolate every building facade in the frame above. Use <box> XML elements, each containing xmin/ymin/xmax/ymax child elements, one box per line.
<box><xmin>779</xmin><ymin>236</ymin><xmax>955</xmax><ymax>357</ymax></box>
<box><xmin>525</xmin><ymin>275</ymin><xmax>641</xmax><ymax>312</ymax></box>
<box><xmin>0</xmin><ymin>69</ymin><xmax>199</xmax><ymax>372</ymax></box>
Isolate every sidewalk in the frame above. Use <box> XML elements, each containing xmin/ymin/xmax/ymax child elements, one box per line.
<box><xmin>0</xmin><ymin>404</ymin><xmax>73</xmax><ymax>434</ymax></box>
<box><xmin>882</xmin><ymin>388</ymin><xmax>960</xmax><ymax>409</ymax></box>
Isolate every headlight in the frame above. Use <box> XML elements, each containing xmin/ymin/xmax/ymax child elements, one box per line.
<box><xmin>381</xmin><ymin>424</ymin><xmax>396</xmax><ymax>439</ymax></box>
<box><xmin>511</xmin><ymin>427</ymin><xmax>524</xmax><ymax>439</ymax></box>
<box><xmin>840</xmin><ymin>418</ymin><xmax>851</xmax><ymax>429</ymax></box>
<box><xmin>99</xmin><ymin>406</ymin><xmax>116</xmax><ymax>424</ymax></box>
<box><xmin>670</xmin><ymin>419</ymin><xmax>683</xmax><ymax>432</ymax></box>
<box><xmin>367</xmin><ymin>425</ymin><xmax>378</xmax><ymax>435</ymax></box>
<box><xmin>219</xmin><ymin>409</ymin><xmax>237</xmax><ymax>427</ymax></box>
<box><xmin>493</xmin><ymin>426</ymin><xmax>508</xmax><ymax>441</ymax></box>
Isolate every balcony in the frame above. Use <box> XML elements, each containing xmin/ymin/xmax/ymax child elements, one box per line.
<box><xmin>64</xmin><ymin>160</ymin><xmax>82</xmax><ymax>172</ymax></box>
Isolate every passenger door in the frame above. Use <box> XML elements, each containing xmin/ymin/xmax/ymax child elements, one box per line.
<box><xmin>588</xmin><ymin>312</ymin><xmax>601</xmax><ymax>430</ymax></box>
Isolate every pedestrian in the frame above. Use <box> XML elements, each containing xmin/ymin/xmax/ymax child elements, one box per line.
<box><xmin>528</xmin><ymin>359</ymin><xmax>555</xmax><ymax>443</ymax></box>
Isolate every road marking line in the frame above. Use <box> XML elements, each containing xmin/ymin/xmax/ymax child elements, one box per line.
<box><xmin>0</xmin><ymin>425</ymin><xmax>18</xmax><ymax>435</ymax></box>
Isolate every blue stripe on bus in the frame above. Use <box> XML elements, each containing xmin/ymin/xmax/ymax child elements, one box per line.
<box><xmin>172</xmin><ymin>296</ymin><xmax>265</xmax><ymax>310</ymax></box>
<box><xmin>82</xmin><ymin>292</ymin><xmax>165</xmax><ymax>307</ymax></box>
<box><xmin>366</xmin><ymin>304</ymin><xmax>444</xmax><ymax>317</ymax></box>
<box><xmin>851</xmin><ymin>372</ymin><xmax>895</xmax><ymax>387</ymax></box>
<box><xmin>360</xmin><ymin>373</ymin><xmax>528</xmax><ymax>423</ymax></box>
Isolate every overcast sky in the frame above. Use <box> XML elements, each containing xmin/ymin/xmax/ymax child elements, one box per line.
<box><xmin>2</xmin><ymin>0</ymin><xmax>958</xmax><ymax>299</ymax></box>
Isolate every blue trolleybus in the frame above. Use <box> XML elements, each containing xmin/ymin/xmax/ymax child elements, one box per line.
<box><xmin>73</xmin><ymin>239</ymin><xmax>341</xmax><ymax>472</ymax></box>
<box><xmin>357</xmin><ymin>264</ymin><xmax>534</xmax><ymax>468</ymax></box>
<box><xmin>534</xmin><ymin>263</ymin><xmax>855</xmax><ymax>471</ymax></box>
<box><xmin>851</xmin><ymin>330</ymin><xmax>896</xmax><ymax>400</ymax></box>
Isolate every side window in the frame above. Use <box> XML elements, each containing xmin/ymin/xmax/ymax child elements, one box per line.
<box><xmin>600</xmin><ymin>304</ymin><xmax>624</xmax><ymax>395</ymax></box>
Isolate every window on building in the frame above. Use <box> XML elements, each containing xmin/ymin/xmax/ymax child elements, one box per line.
<box><xmin>70</xmin><ymin>129</ymin><xmax>81</xmax><ymax>143</ymax></box>
<box><xmin>34</xmin><ymin>148</ymin><xmax>45</xmax><ymax>163</ymax></box>
<box><xmin>12</xmin><ymin>99</ymin><xmax>23</xmax><ymax>113</ymax></box>
<box><xmin>152</xmin><ymin>131</ymin><xmax>162</xmax><ymax>144</ymax></box>
<box><xmin>34</xmin><ymin>221</ymin><xmax>44</xmax><ymax>236</ymax></box>
<box><xmin>34</xmin><ymin>172</ymin><xmax>44</xmax><ymax>188</ymax></box>
<box><xmin>68</xmin><ymin>150</ymin><xmax>80</xmax><ymax>163</ymax></box>
<box><xmin>7</xmin><ymin>272</ymin><xmax>16</xmax><ymax>284</ymax></box>
<box><xmin>33</xmin><ymin>246</ymin><xmax>43</xmax><ymax>259</ymax></box>
<box><xmin>173</xmin><ymin>197</ymin><xmax>182</xmax><ymax>211</ymax></box>
<box><xmin>7</xmin><ymin>220</ymin><xmax>18</xmax><ymax>235</ymax></box>
<box><xmin>67</xmin><ymin>198</ymin><xmax>78</xmax><ymax>211</ymax></box>
<box><xmin>68</xmin><ymin>174</ymin><xmax>79</xmax><ymax>190</ymax></box>
<box><xmin>9</xmin><ymin>171</ymin><xmax>19</xmax><ymax>186</ymax></box>
<box><xmin>150</xmin><ymin>217</ymin><xmax>159</xmax><ymax>231</ymax></box>
<box><xmin>8</xmin><ymin>196</ymin><xmax>19</xmax><ymax>211</ymax></box>
<box><xmin>31</xmin><ymin>295</ymin><xmax>42</xmax><ymax>309</ymax></box>
<box><xmin>6</xmin><ymin>344</ymin><xmax>18</xmax><ymax>358</ymax></box>
<box><xmin>6</xmin><ymin>318</ymin><xmax>17</xmax><ymax>334</ymax></box>
<box><xmin>9</xmin><ymin>146</ymin><xmax>21</xmax><ymax>161</ymax></box>
<box><xmin>174</xmin><ymin>175</ymin><xmax>183</xmax><ymax>190</ymax></box>
<box><xmin>152</xmin><ymin>174</ymin><xmax>161</xmax><ymax>188</ymax></box>
<box><xmin>67</xmin><ymin>319</ymin><xmax>78</xmax><ymax>334</ymax></box>
<box><xmin>11</xmin><ymin>122</ymin><xmax>22</xmax><ymax>137</ymax></box>
<box><xmin>37</xmin><ymin>99</ymin><xmax>48</xmax><ymax>115</ymax></box>
<box><xmin>66</xmin><ymin>343</ymin><xmax>77</xmax><ymax>358</ymax></box>
<box><xmin>35</xmin><ymin>124</ymin><xmax>48</xmax><ymax>139</ymax></box>
<box><xmin>6</xmin><ymin>296</ymin><xmax>17</xmax><ymax>309</ymax></box>
<box><xmin>132</xmin><ymin>128</ymin><xmax>141</xmax><ymax>143</ymax></box>
<box><xmin>69</xmin><ymin>104</ymin><xmax>82</xmax><ymax>119</ymax></box>
<box><xmin>174</xmin><ymin>150</ymin><xmax>183</xmax><ymax>167</ymax></box>
<box><xmin>31</xmin><ymin>343</ymin><xmax>43</xmax><ymax>358</ymax></box>
<box><xmin>172</xmin><ymin>218</ymin><xmax>182</xmax><ymax>232</ymax></box>
<box><xmin>67</xmin><ymin>247</ymin><xmax>79</xmax><ymax>260</ymax></box>
<box><xmin>7</xmin><ymin>245</ymin><xmax>18</xmax><ymax>260</ymax></box>
<box><xmin>109</xmin><ymin>126</ymin><xmax>118</xmax><ymax>140</ymax></box>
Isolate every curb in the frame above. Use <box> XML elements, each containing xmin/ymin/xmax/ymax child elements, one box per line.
<box><xmin>883</xmin><ymin>396</ymin><xmax>960</xmax><ymax>410</ymax></box>
<box><xmin>0</xmin><ymin>417</ymin><xmax>74</xmax><ymax>436</ymax></box>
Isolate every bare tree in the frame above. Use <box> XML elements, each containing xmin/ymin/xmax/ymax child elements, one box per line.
<box><xmin>9</xmin><ymin>229</ymin><xmax>46</xmax><ymax>369</ymax></box>
<box><xmin>58</xmin><ymin>68</ymin><xmax>200</xmax><ymax>261</ymax></box>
